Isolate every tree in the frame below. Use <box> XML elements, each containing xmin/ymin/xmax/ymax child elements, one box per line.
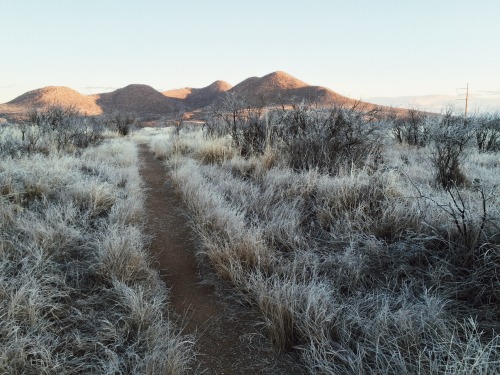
<box><xmin>167</xmin><ymin>110</ymin><xmax>189</xmax><ymax>135</ymax></box>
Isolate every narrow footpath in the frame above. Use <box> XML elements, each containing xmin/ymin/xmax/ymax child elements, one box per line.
<box><xmin>138</xmin><ymin>144</ymin><xmax>303</xmax><ymax>375</ymax></box>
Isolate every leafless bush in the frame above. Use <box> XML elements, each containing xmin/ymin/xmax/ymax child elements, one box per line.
<box><xmin>0</xmin><ymin>126</ymin><xmax>19</xmax><ymax>158</ymax></box>
<box><xmin>0</xmin><ymin>136</ymin><xmax>20</xmax><ymax>158</ymax></box>
<box><xmin>443</xmin><ymin>185</ymin><xmax>500</xmax><ymax>316</ymax></box>
<box><xmin>73</xmin><ymin>118</ymin><xmax>105</xmax><ymax>148</ymax></box>
<box><xmin>22</xmin><ymin>105</ymin><xmax>104</xmax><ymax>153</ymax></box>
<box><xmin>27</xmin><ymin>105</ymin><xmax>81</xmax><ymax>130</ymax></box>
<box><xmin>106</xmin><ymin>113</ymin><xmax>136</xmax><ymax>136</ymax></box>
<box><xmin>207</xmin><ymin>97</ymin><xmax>385</xmax><ymax>173</ymax></box>
<box><xmin>474</xmin><ymin>112</ymin><xmax>500</xmax><ymax>152</ymax></box>
<box><xmin>23</xmin><ymin>125</ymin><xmax>50</xmax><ymax>154</ymax></box>
<box><xmin>410</xmin><ymin>180</ymin><xmax>500</xmax><ymax>327</ymax></box>
<box><xmin>166</xmin><ymin>110</ymin><xmax>189</xmax><ymax>135</ymax></box>
<box><xmin>207</xmin><ymin>93</ymin><xmax>268</xmax><ymax>157</ymax></box>
<box><xmin>431</xmin><ymin>109</ymin><xmax>471</xmax><ymax>189</ymax></box>
<box><xmin>273</xmin><ymin>102</ymin><xmax>385</xmax><ymax>174</ymax></box>
<box><xmin>202</xmin><ymin>115</ymin><xmax>226</xmax><ymax>140</ymax></box>
<box><xmin>391</xmin><ymin>108</ymin><xmax>432</xmax><ymax>147</ymax></box>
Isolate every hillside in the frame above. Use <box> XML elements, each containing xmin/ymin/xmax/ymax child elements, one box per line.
<box><xmin>1</xmin><ymin>71</ymin><xmax>393</xmax><ymax>120</ymax></box>
<box><xmin>7</xmin><ymin>86</ymin><xmax>103</xmax><ymax>115</ymax></box>
<box><xmin>228</xmin><ymin>71</ymin><xmax>353</xmax><ymax>106</ymax></box>
<box><xmin>0</xmin><ymin>85</ymin><xmax>183</xmax><ymax>119</ymax></box>
<box><xmin>163</xmin><ymin>80</ymin><xmax>232</xmax><ymax>109</ymax></box>
<box><xmin>163</xmin><ymin>87</ymin><xmax>193</xmax><ymax>100</ymax></box>
<box><xmin>97</xmin><ymin>84</ymin><xmax>183</xmax><ymax>115</ymax></box>
<box><xmin>231</xmin><ymin>71</ymin><xmax>307</xmax><ymax>94</ymax></box>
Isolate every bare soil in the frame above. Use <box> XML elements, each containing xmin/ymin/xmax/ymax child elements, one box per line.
<box><xmin>138</xmin><ymin>144</ymin><xmax>304</xmax><ymax>375</ymax></box>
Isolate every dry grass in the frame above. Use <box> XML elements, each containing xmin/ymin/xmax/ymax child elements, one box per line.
<box><xmin>140</xmin><ymin>118</ymin><xmax>500</xmax><ymax>374</ymax></box>
<box><xmin>0</xmin><ymin>128</ymin><xmax>194</xmax><ymax>374</ymax></box>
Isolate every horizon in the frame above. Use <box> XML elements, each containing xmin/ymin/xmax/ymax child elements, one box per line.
<box><xmin>2</xmin><ymin>0</ymin><xmax>499</xmax><ymax>112</ymax></box>
<box><xmin>4</xmin><ymin>74</ymin><xmax>500</xmax><ymax>114</ymax></box>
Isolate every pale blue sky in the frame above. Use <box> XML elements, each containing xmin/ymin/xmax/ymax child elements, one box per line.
<box><xmin>2</xmin><ymin>0</ymin><xmax>499</xmax><ymax>110</ymax></box>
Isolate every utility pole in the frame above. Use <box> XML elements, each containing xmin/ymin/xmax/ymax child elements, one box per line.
<box><xmin>464</xmin><ymin>83</ymin><xmax>469</xmax><ymax>125</ymax></box>
<box><xmin>457</xmin><ymin>83</ymin><xmax>469</xmax><ymax>125</ymax></box>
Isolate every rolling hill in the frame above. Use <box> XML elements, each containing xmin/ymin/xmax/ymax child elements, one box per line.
<box><xmin>228</xmin><ymin>71</ymin><xmax>350</xmax><ymax>106</ymax></box>
<box><xmin>97</xmin><ymin>84</ymin><xmax>183</xmax><ymax>115</ymax></box>
<box><xmin>163</xmin><ymin>80</ymin><xmax>232</xmax><ymax>109</ymax></box>
<box><xmin>7</xmin><ymin>86</ymin><xmax>103</xmax><ymax>116</ymax></box>
<box><xmin>0</xmin><ymin>71</ymin><xmax>389</xmax><ymax>120</ymax></box>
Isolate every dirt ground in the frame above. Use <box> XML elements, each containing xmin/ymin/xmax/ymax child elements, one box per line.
<box><xmin>138</xmin><ymin>144</ymin><xmax>304</xmax><ymax>374</ymax></box>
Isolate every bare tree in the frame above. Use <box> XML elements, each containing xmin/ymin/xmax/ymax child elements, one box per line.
<box><xmin>167</xmin><ymin>110</ymin><xmax>189</xmax><ymax>135</ymax></box>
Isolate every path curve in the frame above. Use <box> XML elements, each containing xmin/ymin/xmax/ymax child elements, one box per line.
<box><xmin>138</xmin><ymin>144</ymin><xmax>303</xmax><ymax>375</ymax></box>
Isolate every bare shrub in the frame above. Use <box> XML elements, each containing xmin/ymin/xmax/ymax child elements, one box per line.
<box><xmin>107</xmin><ymin>113</ymin><xmax>136</xmax><ymax>136</ymax></box>
<box><xmin>411</xmin><ymin>182</ymin><xmax>500</xmax><ymax>322</ymax></box>
<box><xmin>207</xmin><ymin>93</ymin><xmax>268</xmax><ymax>157</ymax></box>
<box><xmin>18</xmin><ymin>124</ymin><xmax>50</xmax><ymax>154</ymax></box>
<box><xmin>273</xmin><ymin>102</ymin><xmax>384</xmax><ymax>174</ymax></box>
<box><xmin>22</xmin><ymin>105</ymin><xmax>104</xmax><ymax>153</ymax></box>
<box><xmin>209</xmin><ymin>97</ymin><xmax>385</xmax><ymax>172</ymax></box>
<box><xmin>0</xmin><ymin>136</ymin><xmax>20</xmax><ymax>158</ymax></box>
<box><xmin>27</xmin><ymin>104</ymin><xmax>81</xmax><ymax>130</ymax></box>
<box><xmin>475</xmin><ymin>112</ymin><xmax>500</xmax><ymax>152</ymax></box>
<box><xmin>391</xmin><ymin>108</ymin><xmax>432</xmax><ymax>147</ymax></box>
<box><xmin>431</xmin><ymin>109</ymin><xmax>471</xmax><ymax>189</ymax></box>
<box><xmin>202</xmin><ymin>115</ymin><xmax>226</xmax><ymax>140</ymax></box>
<box><xmin>166</xmin><ymin>110</ymin><xmax>189</xmax><ymax>135</ymax></box>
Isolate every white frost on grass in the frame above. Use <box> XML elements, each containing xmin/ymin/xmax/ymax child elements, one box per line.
<box><xmin>0</xmin><ymin>137</ymin><xmax>194</xmax><ymax>375</ymax></box>
<box><xmin>137</xmin><ymin>123</ymin><xmax>500</xmax><ymax>374</ymax></box>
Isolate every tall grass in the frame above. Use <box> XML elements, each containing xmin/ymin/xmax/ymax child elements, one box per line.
<box><xmin>143</xmin><ymin>111</ymin><xmax>500</xmax><ymax>374</ymax></box>
<box><xmin>0</xmin><ymin>126</ymin><xmax>193</xmax><ymax>374</ymax></box>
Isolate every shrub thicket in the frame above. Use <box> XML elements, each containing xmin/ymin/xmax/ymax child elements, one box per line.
<box><xmin>391</xmin><ymin>108</ymin><xmax>432</xmax><ymax>147</ymax></box>
<box><xmin>0</xmin><ymin>105</ymin><xmax>105</xmax><ymax>156</ymax></box>
<box><xmin>206</xmin><ymin>95</ymin><xmax>385</xmax><ymax>174</ymax></box>
<box><xmin>272</xmin><ymin>102</ymin><xmax>384</xmax><ymax>173</ymax></box>
<box><xmin>475</xmin><ymin>112</ymin><xmax>500</xmax><ymax>152</ymax></box>
<box><xmin>106</xmin><ymin>113</ymin><xmax>136</xmax><ymax>136</ymax></box>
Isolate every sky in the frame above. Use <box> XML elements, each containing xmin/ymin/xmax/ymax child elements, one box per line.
<box><xmin>1</xmin><ymin>0</ymin><xmax>499</xmax><ymax>111</ymax></box>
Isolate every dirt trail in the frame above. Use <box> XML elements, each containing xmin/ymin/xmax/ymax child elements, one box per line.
<box><xmin>138</xmin><ymin>144</ymin><xmax>303</xmax><ymax>375</ymax></box>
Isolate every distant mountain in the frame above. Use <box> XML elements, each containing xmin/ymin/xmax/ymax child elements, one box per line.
<box><xmin>163</xmin><ymin>80</ymin><xmax>232</xmax><ymax>109</ymax></box>
<box><xmin>97</xmin><ymin>84</ymin><xmax>182</xmax><ymax>115</ymax></box>
<box><xmin>7</xmin><ymin>86</ymin><xmax>103</xmax><ymax>115</ymax></box>
<box><xmin>224</xmin><ymin>71</ymin><xmax>355</xmax><ymax>107</ymax></box>
<box><xmin>0</xmin><ymin>71</ymin><xmax>395</xmax><ymax>120</ymax></box>
<box><xmin>163</xmin><ymin>87</ymin><xmax>192</xmax><ymax>100</ymax></box>
<box><xmin>231</xmin><ymin>71</ymin><xmax>307</xmax><ymax>94</ymax></box>
<box><xmin>0</xmin><ymin>84</ymin><xmax>182</xmax><ymax>119</ymax></box>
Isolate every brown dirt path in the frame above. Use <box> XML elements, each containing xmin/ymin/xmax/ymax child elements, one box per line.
<box><xmin>138</xmin><ymin>144</ymin><xmax>304</xmax><ymax>375</ymax></box>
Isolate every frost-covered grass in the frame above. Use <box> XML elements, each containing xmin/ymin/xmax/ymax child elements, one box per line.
<box><xmin>0</xmin><ymin>129</ymin><xmax>193</xmax><ymax>375</ymax></box>
<box><xmin>141</xmin><ymin>124</ymin><xmax>500</xmax><ymax>375</ymax></box>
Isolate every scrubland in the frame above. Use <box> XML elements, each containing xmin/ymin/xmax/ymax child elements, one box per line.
<box><xmin>0</xmin><ymin>110</ymin><xmax>193</xmax><ymax>374</ymax></box>
<box><xmin>145</xmin><ymin>101</ymin><xmax>500</xmax><ymax>374</ymax></box>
